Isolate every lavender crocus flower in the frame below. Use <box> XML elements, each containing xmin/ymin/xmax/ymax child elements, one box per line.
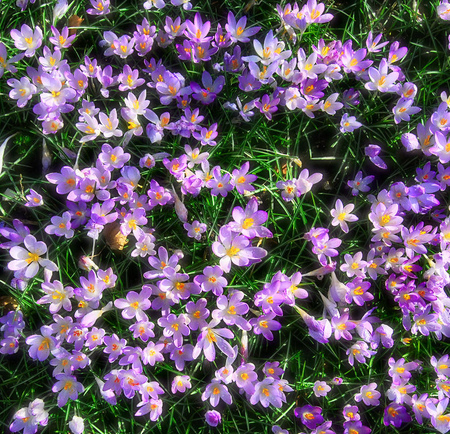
<box><xmin>295</xmin><ymin>405</ymin><xmax>324</xmax><ymax>429</ymax></box>
<box><xmin>212</xmin><ymin>225</ymin><xmax>267</xmax><ymax>273</ymax></box>
<box><xmin>383</xmin><ymin>403</ymin><xmax>411</xmax><ymax>428</ymax></box>
<box><xmin>354</xmin><ymin>383</ymin><xmax>381</xmax><ymax>406</ymax></box>
<box><xmin>114</xmin><ymin>286</ymin><xmax>152</xmax><ymax>321</ymax></box>
<box><xmin>11</xmin><ymin>24</ymin><xmax>43</xmax><ymax>57</ymax></box>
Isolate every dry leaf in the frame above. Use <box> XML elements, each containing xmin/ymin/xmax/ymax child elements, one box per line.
<box><xmin>0</xmin><ymin>296</ymin><xmax>19</xmax><ymax>312</ymax></box>
<box><xmin>103</xmin><ymin>222</ymin><xmax>128</xmax><ymax>251</ymax></box>
<box><xmin>68</xmin><ymin>15</ymin><xmax>84</xmax><ymax>36</ymax></box>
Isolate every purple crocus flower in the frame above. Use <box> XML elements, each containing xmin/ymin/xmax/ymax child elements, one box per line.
<box><xmin>26</xmin><ymin>325</ymin><xmax>57</xmax><ymax>361</ymax></box>
<box><xmin>11</xmin><ymin>24</ymin><xmax>43</xmax><ymax>57</ymax></box>
<box><xmin>250</xmin><ymin>378</ymin><xmax>283</xmax><ymax>408</ymax></box>
<box><xmin>295</xmin><ymin>405</ymin><xmax>324</xmax><ymax>429</ymax></box>
<box><xmin>205</xmin><ymin>410</ymin><xmax>222</xmax><ymax>427</ymax></box>
<box><xmin>365</xmin><ymin>144</ymin><xmax>387</xmax><ymax>169</ymax></box>
<box><xmin>226</xmin><ymin>12</ymin><xmax>260</xmax><ymax>43</ymax></box>
<box><xmin>192</xmin><ymin>319</ymin><xmax>235</xmax><ymax>361</ymax></box>
<box><xmin>212</xmin><ymin>225</ymin><xmax>267</xmax><ymax>273</ymax></box>
<box><xmin>206</xmin><ymin>166</ymin><xmax>233</xmax><ymax>197</ymax></box>
<box><xmin>202</xmin><ymin>380</ymin><xmax>232</xmax><ymax>407</ymax></box>
<box><xmin>383</xmin><ymin>403</ymin><xmax>411</xmax><ymax>428</ymax></box>
<box><xmin>191</xmin><ymin>71</ymin><xmax>224</xmax><ymax>105</ymax></box>
<box><xmin>354</xmin><ymin>383</ymin><xmax>381</xmax><ymax>406</ymax></box>
<box><xmin>114</xmin><ymin>286</ymin><xmax>152</xmax><ymax>321</ymax></box>
<box><xmin>255</xmin><ymin>94</ymin><xmax>280</xmax><ymax>120</ymax></box>
<box><xmin>194</xmin><ymin>265</ymin><xmax>228</xmax><ymax>296</ymax></box>
<box><xmin>52</xmin><ymin>374</ymin><xmax>85</xmax><ymax>407</ymax></box>
<box><xmin>228</xmin><ymin>197</ymin><xmax>272</xmax><ymax>239</ymax></box>
<box><xmin>158</xmin><ymin>313</ymin><xmax>190</xmax><ymax>347</ymax></box>
<box><xmin>232</xmin><ymin>161</ymin><xmax>257</xmax><ymax>194</ymax></box>
<box><xmin>347</xmin><ymin>171</ymin><xmax>374</xmax><ymax>196</ymax></box>
<box><xmin>250</xmin><ymin>312</ymin><xmax>281</xmax><ymax>340</ymax></box>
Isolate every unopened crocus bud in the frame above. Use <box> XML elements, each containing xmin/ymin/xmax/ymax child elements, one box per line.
<box><xmin>78</xmin><ymin>255</ymin><xmax>98</xmax><ymax>271</ymax></box>
<box><xmin>240</xmin><ymin>329</ymin><xmax>248</xmax><ymax>362</ymax></box>
<box><xmin>205</xmin><ymin>410</ymin><xmax>221</xmax><ymax>427</ymax></box>
<box><xmin>68</xmin><ymin>415</ymin><xmax>84</xmax><ymax>434</ymax></box>
<box><xmin>171</xmin><ymin>189</ymin><xmax>188</xmax><ymax>223</ymax></box>
<box><xmin>42</xmin><ymin>139</ymin><xmax>51</xmax><ymax>173</ymax></box>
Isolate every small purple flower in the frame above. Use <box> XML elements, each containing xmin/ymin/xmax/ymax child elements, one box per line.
<box><xmin>295</xmin><ymin>405</ymin><xmax>324</xmax><ymax>429</ymax></box>
<box><xmin>354</xmin><ymin>383</ymin><xmax>381</xmax><ymax>406</ymax></box>
<box><xmin>45</xmin><ymin>212</ymin><xmax>74</xmax><ymax>238</ymax></box>
<box><xmin>231</xmin><ymin>161</ymin><xmax>257</xmax><ymax>194</ymax></box>
<box><xmin>52</xmin><ymin>374</ymin><xmax>85</xmax><ymax>407</ymax></box>
<box><xmin>347</xmin><ymin>171</ymin><xmax>375</xmax><ymax>196</ymax></box>
<box><xmin>114</xmin><ymin>286</ymin><xmax>152</xmax><ymax>321</ymax></box>
<box><xmin>365</xmin><ymin>144</ymin><xmax>387</xmax><ymax>169</ymax></box>
<box><xmin>383</xmin><ymin>403</ymin><xmax>411</xmax><ymax>428</ymax></box>
<box><xmin>11</xmin><ymin>24</ymin><xmax>43</xmax><ymax>57</ymax></box>
<box><xmin>25</xmin><ymin>189</ymin><xmax>43</xmax><ymax>207</ymax></box>
<box><xmin>87</xmin><ymin>0</ymin><xmax>110</xmax><ymax>15</ymax></box>
<box><xmin>250</xmin><ymin>378</ymin><xmax>283</xmax><ymax>408</ymax></box>
<box><xmin>250</xmin><ymin>312</ymin><xmax>281</xmax><ymax>341</ymax></box>
<box><xmin>184</xmin><ymin>220</ymin><xmax>207</xmax><ymax>240</ymax></box>
<box><xmin>201</xmin><ymin>380</ymin><xmax>232</xmax><ymax>407</ymax></box>
<box><xmin>205</xmin><ymin>410</ymin><xmax>222</xmax><ymax>427</ymax></box>
<box><xmin>340</xmin><ymin>113</ymin><xmax>362</xmax><ymax>133</ymax></box>
<box><xmin>212</xmin><ymin>225</ymin><xmax>267</xmax><ymax>273</ymax></box>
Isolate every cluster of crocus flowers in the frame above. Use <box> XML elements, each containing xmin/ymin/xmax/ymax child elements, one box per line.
<box><xmin>4</xmin><ymin>0</ymin><xmax>450</xmax><ymax>432</ymax></box>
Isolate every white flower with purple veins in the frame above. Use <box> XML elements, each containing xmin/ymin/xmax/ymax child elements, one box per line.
<box><xmin>37</xmin><ymin>280</ymin><xmax>73</xmax><ymax>313</ymax></box>
<box><xmin>114</xmin><ymin>286</ymin><xmax>152</xmax><ymax>321</ymax></box>
<box><xmin>52</xmin><ymin>374</ymin><xmax>85</xmax><ymax>407</ymax></box>
<box><xmin>330</xmin><ymin>199</ymin><xmax>358</xmax><ymax>233</ymax></box>
<box><xmin>393</xmin><ymin>97</ymin><xmax>421</xmax><ymax>124</ymax></box>
<box><xmin>340</xmin><ymin>113</ymin><xmax>362</xmax><ymax>133</ymax></box>
<box><xmin>212</xmin><ymin>226</ymin><xmax>267</xmax><ymax>273</ymax></box>
<box><xmin>8</xmin><ymin>235</ymin><xmax>58</xmax><ymax>279</ymax></box>
<box><xmin>7</xmin><ymin>76</ymin><xmax>37</xmax><ymax>108</ymax></box>
<box><xmin>202</xmin><ymin>380</ymin><xmax>232</xmax><ymax>407</ymax></box>
<box><xmin>10</xmin><ymin>24</ymin><xmax>43</xmax><ymax>57</ymax></box>
<box><xmin>45</xmin><ymin>211</ymin><xmax>74</xmax><ymax>238</ymax></box>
